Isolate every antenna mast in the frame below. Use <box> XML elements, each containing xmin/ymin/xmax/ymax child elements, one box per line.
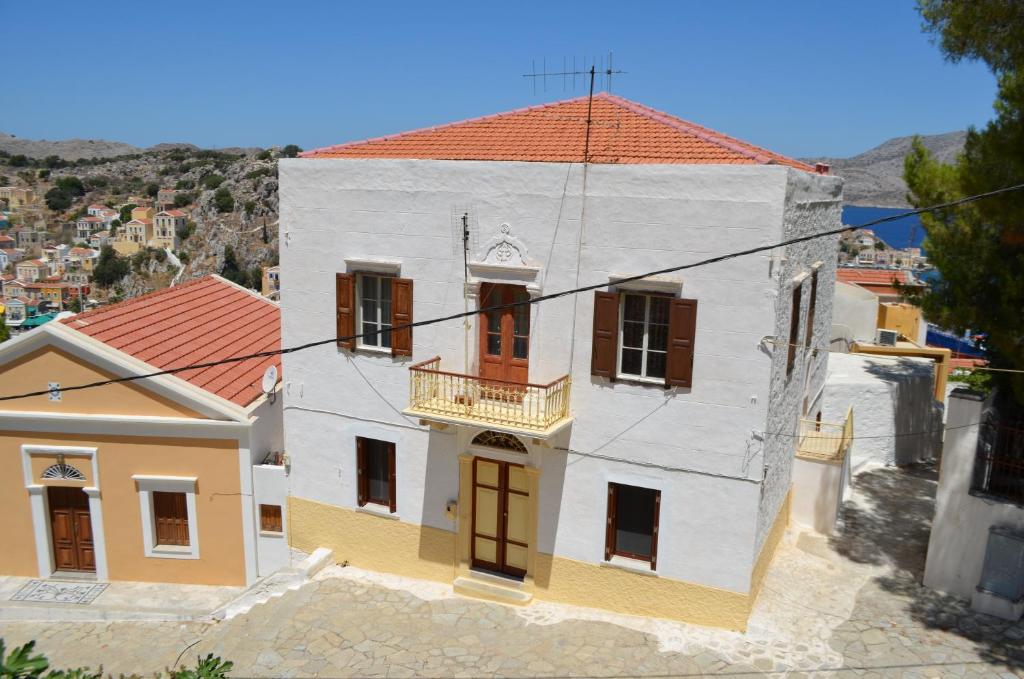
<box><xmin>461</xmin><ymin>212</ymin><xmax>470</xmax><ymax>377</ymax></box>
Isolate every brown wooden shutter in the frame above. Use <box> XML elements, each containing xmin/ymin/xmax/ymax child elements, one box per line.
<box><xmin>650</xmin><ymin>490</ymin><xmax>661</xmax><ymax>571</ymax></box>
<box><xmin>336</xmin><ymin>273</ymin><xmax>355</xmax><ymax>349</ymax></box>
<box><xmin>805</xmin><ymin>270</ymin><xmax>818</xmax><ymax>348</ymax></box>
<box><xmin>787</xmin><ymin>284</ymin><xmax>802</xmax><ymax>376</ymax></box>
<box><xmin>665</xmin><ymin>298</ymin><xmax>698</xmax><ymax>388</ymax></box>
<box><xmin>154</xmin><ymin>491</ymin><xmax>189</xmax><ymax>546</ymax></box>
<box><xmin>605</xmin><ymin>483</ymin><xmax>617</xmax><ymax>560</ymax></box>
<box><xmin>356</xmin><ymin>437</ymin><xmax>367</xmax><ymax>507</ymax></box>
<box><xmin>387</xmin><ymin>442</ymin><xmax>397</xmax><ymax>513</ymax></box>
<box><xmin>391</xmin><ymin>277</ymin><xmax>413</xmax><ymax>357</ymax></box>
<box><xmin>591</xmin><ymin>291</ymin><xmax>620</xmax><ymax>380</ymax></box>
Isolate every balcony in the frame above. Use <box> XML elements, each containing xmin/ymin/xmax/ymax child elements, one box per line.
<box><xmin>405</xmin><ymin>357</ymin><xmax>573</xmax><ymax>438</ymax></box>
<box><xmin>796</xmin><ymin>407</ymin><xmax>854</xmax><ymax>462</ymax></box>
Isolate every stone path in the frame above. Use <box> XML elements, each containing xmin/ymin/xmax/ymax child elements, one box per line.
<box><xmin>2</xmin><ymin>464</ymin><xmax>1022</xmax><ymax>677</ymax></box>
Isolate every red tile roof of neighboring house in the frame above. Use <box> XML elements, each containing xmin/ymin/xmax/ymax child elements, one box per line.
<box><xmin>836</xmin><ymin>268</ymin><xmax>915</xmax><ymax>286</ymax></box>
<box><xmin>81</xmin><ymin>216</ymin><xmax>102</xmax><ymax>223</ymax></box>
<box><xmin>303</xmin><ymin>93</ymin><xmax>815</xmax><ymax>170</ymax></box>
<box><xmin>949</xmin><ymin>357</ymin><xmax>988</xmax><ymax>373</ymax></box>
<box><xmin>62</xmin><ymin>275</ymin><xmax>281</xmax><ymax>407</ymax></box>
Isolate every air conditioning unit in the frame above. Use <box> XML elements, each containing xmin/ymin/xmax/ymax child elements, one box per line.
<box><xmin>875</xmin><ymin>329</ymin><xmax>899</xmax><ymax>346</ymax></box>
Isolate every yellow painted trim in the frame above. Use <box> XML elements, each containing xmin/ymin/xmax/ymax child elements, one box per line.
<box><xmin>749</xmin><ymin>488</ymin><xmax>791</xmax><ymax>603</ymax></box>
<box><xmin>851</xmin><ymin>342</ymin><xmax>951</xmax><ymax>400</ymax></box>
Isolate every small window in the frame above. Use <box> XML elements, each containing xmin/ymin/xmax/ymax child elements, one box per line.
<box><xmin>618</xmin><ymin>293</ymin><xmax>670</xmax><ymax>381</ymax></box>
<box><xmin>357</xmin><ymin>437</ymin><xmax>396</xmax><ymax>512</ymax></box>
<box><xmin>786</xmin><ymin>282</ymin><xmax>802</xmax><ymax>376</ymax></box>
<box><xmin>356</xmin><ymin>274</ymin><xmax>392</xmax><ymax>349</ymax></box>
<box><xmin>153</xmin><ymin>491</ymin><xmax>190</xmax><ymax>547</ymax></box>
<box><xmin>260</xmin><ymin>504</ymin><xmax>283</xmax><ymax>533</ymax></box>
<box><xmin>805</xmin><ymin>269</ymin><xmax>818</xmax><ymax>348</ymax></box>
<box><xmin>605</xmin><ymin>483</ymin><xmax>661</xmax><ymax>569</ymax></box>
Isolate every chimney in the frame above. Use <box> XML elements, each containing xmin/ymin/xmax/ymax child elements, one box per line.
<box><xmin>815</xmin><ymin>163</ymin><xmax>830</xmax><ymax>175</ymax></box>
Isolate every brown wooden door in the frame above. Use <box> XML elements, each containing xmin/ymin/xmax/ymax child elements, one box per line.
<box><xmin>471</xmin><ymin>458</ymin><xmax>530</xmax><ymax>578</ymax></box>
<box><xmin>47</xmin><ymin>486</ymin><xmax>95</xmax><ymax>572</ymax></box>
<box><xmin>479</xmin><ymin>283</ymin><xmax>530</xmax><ymax>385</ymax></box>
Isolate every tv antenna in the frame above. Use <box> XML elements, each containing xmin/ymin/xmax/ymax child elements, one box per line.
<box><xmin>522</xmin><ymin>52</ymin><xmax>625</xmax><ymax>96</ymax></box>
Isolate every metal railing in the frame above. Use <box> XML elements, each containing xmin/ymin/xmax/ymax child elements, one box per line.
<box><xmin>407</xmin><ymin>356</ymin><xmax>571</xmax><ymax>432</ymax></box>
<box><xmin>973</xmin><ymin>421</ymin><xmax>1024</xmax><ymax>505</ymax></box>
<box><xmin>797</xmin><ymin>407</ymin><xmax>854</xmax><ymax>462</ymax></box>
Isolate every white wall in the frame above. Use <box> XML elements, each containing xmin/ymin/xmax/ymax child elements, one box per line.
<box><xmin>252</xmin><ymin>463</ymin><xmax>290</xmax><ymax>576</ymax></box>
<box><xmin>832</xmin><ymin>281</ymin><xmax>878</xmax><ymax>347</ymax></box>
<box><xmin>278</xmin><ymin>158</ymin><xmax>840</xmax><ymax>593</ymax></box>
<box><xmin>791</xmin><ymin>453</ymin><xmax>850</xmax><ymax>535</ymax></box>
<box><xmin>924</xmin><ymin>390</ymin><xmax>1024</xmax><ymax>599</ymax></box>
<box><xmin>822</xmin><ymin>353</ymin><xmax>941</xmax><ymax>471</ymax></box>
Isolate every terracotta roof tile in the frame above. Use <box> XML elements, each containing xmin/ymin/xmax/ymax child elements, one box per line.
<box><xmin>61</xmin><ymin>276</ymin><xmax>280</xmax><ymax>407</ymax></box>
<box><xmin>303</xmin><ymin>93</ymin><xmax>813</xmax><ymax>170</ymax></box>
<box><xmin>836</xmin><ymin>269</ymin><xmax>913</xmax><ymax>286</ymax></box>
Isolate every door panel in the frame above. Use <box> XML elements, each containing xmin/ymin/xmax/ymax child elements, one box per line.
<box><xmin>478</xmin><ymin>284</ymin><xmax>530</xmax><ymax>385</ymax></box>
<box><xmin>471</xmin><ymin>457</ymin><xmax>531</xmax><ymax>578</ymax></box>
<box><xmin>47</xmin><ymin>487</ymin><xmax>94</xmax><ymax>572</ymax></box>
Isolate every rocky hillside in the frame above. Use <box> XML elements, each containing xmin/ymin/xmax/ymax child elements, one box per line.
<box><xmin>804</xmin><ymin>131</ymin><xmax>966</xmax><ymax>207</ymax></box>
<box><xmin>0</xmin><ymin>132</ymin><xmax>262</xmax><ymax>163</ymax></box>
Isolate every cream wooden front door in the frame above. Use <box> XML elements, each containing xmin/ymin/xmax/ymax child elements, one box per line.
<box><xmin>471</xmin><ymin>457</ymin><xmax>530</xmax><ymax>578</ymax></box>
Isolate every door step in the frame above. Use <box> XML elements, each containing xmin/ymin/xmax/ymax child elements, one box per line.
<box><xmin>453</xmin><ymin>573</ymin><xmax>532</xmax><ymax>606</ymax></box>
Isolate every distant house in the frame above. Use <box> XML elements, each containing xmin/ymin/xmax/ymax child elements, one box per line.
<box><xmin>67</xmin><ymin>247</ymin><xmax>99</xmax><ymax>273</ymax></box>
<box><xmin>261</xmin><ymin>265</ymin><xmax>280</xmax><ymax>299</ymax></box>
<box><xmin>12</xmin><ymin>229</ymin><xmax>45</xmax><ymax>257</ymax></box>
<box><xmin>86</xmin><ymin>203</ymin><xmax>110</xmax><ymax>217</ymax></box>
<box><xmin>156</xmin><ymin>188</ymin><xmax>178</xmax><ymax>209</ymax></box>
<box><xmin>131</xmin><ymin>206</ymin><xmax>155</xmax><ymax>222</ymax></box>
<box><xmin>0</xmin><ymin>250</ymin><xmax>7</xmax><ymax>271</ymax></box>
<box><xmin>152</xmin><ymin>209</ymin><xmax>185</xmax><ymax>250</ymax></box>
<box><xmin>0</xmin><ymin>187</ymin><xmax>37</xmax><ymax>209</ymax></box>
<box><xmin>835</xmin><ymin>267</ymin><xmax>922</xmax><ymax>303</ymax></box>
<box><xmin>15</xmin><ymin>259</ymin><xmax>48</xmax><ymax>283</ymax></box>
<box><xmin>0</xmin><ymin>235</ymin><xmax>15</xmax><ymax>250</ymax></box>
<box><xmin>2</xmin><ymin>279</ymin><xmax>26</xmax><ymax>301</ymax></box>
<box><xmin>2</xmin><ymin>296</ymin><xmax>36</xmax><ymax>327</ymax></box>
<box><xmin>89</xmin><ymin>230</ymin><xmax>111</xmax><ymax>249</ymax></box>
<box><xmin>113</xmin><ymin>218</ymin><xmax>153</xmax><ymax>255</ymax></box>
<box><xmin>99</xmin><ymin>209</ymin><xmax>118</xmax><ymax>228</ymax></box>
<box><xmin>75</xmin><ymin>216</ymin><xmax>104</xmax><ymax>242</ymax></box>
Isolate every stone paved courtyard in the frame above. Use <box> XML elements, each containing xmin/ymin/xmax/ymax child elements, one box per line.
<box><xmin>2</xmin><ymin>465</ymin><xmax>1023</xmax><ymax>678</ymax></box>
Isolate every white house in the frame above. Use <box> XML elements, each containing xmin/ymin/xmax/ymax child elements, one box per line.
<box><xmin>277</xmin><ymin>94</ymin><xmax>843</xmax><ymax>630</ymax></box>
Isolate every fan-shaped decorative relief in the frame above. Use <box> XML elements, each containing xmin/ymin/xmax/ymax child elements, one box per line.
<box><xmin>41</xmin><ymin>463</ymin><xmax>85</xmax><ymax>481</ymax></box>
<box><xmin>471</xmin><ymin>430</ymin><xmax>528</xmax><ymax>454</ymax></box>
<box><xmin>478</xmin><ymin>224</ymin><xmax>530</xmax><ymax>267</ymax></box>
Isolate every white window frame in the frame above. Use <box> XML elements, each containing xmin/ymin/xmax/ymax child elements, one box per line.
<box><xmin>616</xmin><ymin>292</ymin><xmax>670</xmax><ymax>383</ymax></box>
<box><xmin>133</xmin><ymin>475</ymin><xmax>199</xmax><ymax>560</ymax></box>
<box><xmin>355</xmin><ymin>273</ymin><xmax>394</xmax><ymax>352</ymax></box>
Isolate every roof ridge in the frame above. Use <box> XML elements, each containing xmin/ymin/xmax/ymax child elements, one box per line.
<box><xmin>302</xmin><ymin>95</ymin><xmax>592</xmax><ymax>157</ymax></box>
<box><xmin>63</xmin><ymin>275</ymin><xmax>214</xmax><ymax>326</ymax></box>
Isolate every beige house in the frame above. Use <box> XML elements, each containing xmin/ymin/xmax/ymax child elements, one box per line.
<box><xmin>152</xmin><ymin>210</ymin><xmax>186</xmax><ymax>250</ymax></box>
<box><xmin>0</xmin><ymin>276</ymin><xmax>287</xmax><ymax>586</ymax></box>
<box><xmin>113</xmin><ymin>219</ymin><xmax>153</xmax><ymax>255</ymax></box>
<box><xmin>15</xmin><ymin>259</ymin><xmax>49</xmax><ymax>282</ymax></box>
<box><xmin>0</xmin><ymin>187</ymin><xmax>38</xmax><ymax>208</ymax></box>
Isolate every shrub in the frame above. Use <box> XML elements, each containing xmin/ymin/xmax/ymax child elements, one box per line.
<box><xmin>173</xmin><ymin>192</ymin><xmax>195</xmax><ymax>208</ymax></box>
<box><xmin>256</xmin><ymin>149</ymin><xmax>272</xmax><ymax>160</ymax></box>
<box><xmin>37</xmin><ymin>169</ymin><xmax>50</xmax><ymax>180</ymax></box>
<box><xmin>201</xmin><ymin>174</ymin><xmax>225</xmax><ymax>190</ymax></box>
<box><xmin>176</xmin><ymin>220</ymin><xmax>197</xmax><ymax>242</ymax></box>
<box><xmin>93</xmin><ymin>245</ymin><xmax>130</xmax><ymax>288</ymax></box>
<box><xmin>145</xmin><ymin>182</ymin><xmax>160</xmax><ymax>197</ymax></box>
<box><xmin>175</xmin><ymin>179</ymin><xmax>195</xmax><ymax>190</ymax></box>
<box><xmin>44</xmin><ymin>187</ymin><xmax>71</xmax><ymax>211</ymax></box>
<box><xmin>280</xmin><ymin>144</ymin><xmax>302</xmax><ymax>158</ymax></box>
<box><xmin>214</xmin><ymin>187</ymin><xmax>234</xmax><ymax>213</ymax></box>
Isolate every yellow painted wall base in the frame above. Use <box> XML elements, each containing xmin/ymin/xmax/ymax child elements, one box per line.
<box><xmin>288</xmin><ymin>494</ymin><xmax>794</xmax><ymax>631</ymax></box>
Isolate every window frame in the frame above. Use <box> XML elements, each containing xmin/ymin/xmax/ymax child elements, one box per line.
<box><xmin>152</xmin><ymin>490</ymin><xmax>190</xmax><ymax>547</ymax></box>
<box><xmin>804</xmin><ymin>267</ymin><xmax>820</xmax><ymax>349</ymax></box>
<box><xmin>605</xmin><ymin>482</ymin><xmax>661</xmax><ymax>570</ymax></box>
<box><xmin>259</xmin><ymin>504</ymin><xmax>283</xmax><ymax>534</ymax></box>
<box><xmin>786</xmin><ymin>277</ymin><xmax>804</xmax><ymax>377</ymax></box>
<box><xmin>356</xmin><ymin>437</ymin><xmax>397</xmax><ymax>513</ymax></box>
<box><xmin>616</xmin><ymin>291</ymin><xmax>671</xmax><ymax>384</ymax></box>
<box><xmin>355</xmin><ymin>272</ymin><xmax>394</xmax><ymax>352</ymax></box>
<box><xmin>132</xmin><ymin>475</ymin><xmax>199</xmax><ymax>559</ymax></box>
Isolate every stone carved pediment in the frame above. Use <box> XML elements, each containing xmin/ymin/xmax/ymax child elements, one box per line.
<box><xmin>477</xmin><ymin>223</ymin><xmax>530</xmax><ymax>268</ymax></box>
<box><xmin>467</xmin><ymin>223</ymin><xmax>542</xmax><ymax>297</ymax></box>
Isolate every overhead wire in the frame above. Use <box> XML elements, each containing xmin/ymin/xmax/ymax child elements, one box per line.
<box><xmin>1</xmin><ymin>182</ymin><xmax>1023</xmax><ymax>404</ymax></box>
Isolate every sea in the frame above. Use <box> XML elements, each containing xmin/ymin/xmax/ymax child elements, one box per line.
<box><xmin>842</xmin><ymin>205</ymin><xmax>924</xmax><ymax>250</ymax></box>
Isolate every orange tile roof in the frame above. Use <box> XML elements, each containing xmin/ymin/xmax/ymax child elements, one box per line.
<box><xmin>303</xmin><ymin>93</ymin><xmax>813</xmax><ymax>170</ymax></box>
<box><xmin>836</xmin><ymin>269</ymin><xmax>913</xmax><ymax>286</ymax></box>
<box><xmin>62</xmin><ymin>276</ymin><xmax>280</xmax><ymax>407</ymax></box>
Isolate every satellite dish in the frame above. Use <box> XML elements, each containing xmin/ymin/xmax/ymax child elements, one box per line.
<box><xmin>261</xmin><ymin>365</ymin><xmax>279</xmax><ymax>395</ymax></box>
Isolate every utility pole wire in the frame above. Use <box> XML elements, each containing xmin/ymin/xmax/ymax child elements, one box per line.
<box><xmin>1</xmin><ymin>182</ymin><xmax>1022</xmax><ymax>404</ymax></box>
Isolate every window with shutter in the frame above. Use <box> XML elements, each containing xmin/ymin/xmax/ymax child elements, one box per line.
<box><xmin>356</xmin><ymin>437</ymin><xmax>396</xmax><ymax>512</ymax></box>
<box><xmin>605</xmin><ymin>482</ymin><xmax>660</xmax><ymax>570</ymax></box>
<box><xmin>787</xmin><ymin>282</ymin><xmax>802</xmax><ymax>376</ymax></box>
<box><xmin>591</xmin><ymin>291</ymin><xmax>619</xmax><ymax>379</ymax></box>
<box><xmin>666</xmin><ymin>298</ymin><xmax>697</xmax><ymax>388</ymax></box>
<box><xmin>805</xmin><ymin>269</ymin><xmax>818</xmax><ymax>348</ymax></box>
<box><xmin>355</xmin><ymin>274</ymin><xmax>393</xmax><ymax>350</ymax></box>
<box><xmin>335</xmin><ymin>273</ymin><xmax>355</xmax><ymax>349</ymax></box>
<box><xmin>390</xmin><ymin>278</ymin><xmax>413</xmax><ymax>357</ymax></box>
<box><xmin>259</xmin><ymin>504</ymin><xmax>283</xmax><ymax>533</ymax></box>
<box><xmin>153</xmin><ymin>491</ymin><xmax>189</xmax><ymax>547</ymax></box>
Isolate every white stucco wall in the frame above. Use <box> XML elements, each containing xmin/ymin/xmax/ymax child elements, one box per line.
<box><xmin>924</xmin><ymin>390</ymin><xmax>1024</xmax><ymax>600</ymax></box>
<box><xmin>252</xmin><ymin>463</ymin><xmax>290</xmax><ymax>576</ymax></box>
<box><xmin>791</xmin><ymin>453</ymin><xmax>851</xmax><ymax>535</ymax></box>
<box><xmin>821</xmin><ymin>353</ymin><xmax>942</xmax><ymax>471</ymax></box>
<box><xmin>278</xmin><ymin>158</ymin><xmax>841</xmax><ymax>593</ymax></box>
<box><xmin>832</xmin><ymin>281</ymin><xmax>878</xmax><ymax>347</ymax></box>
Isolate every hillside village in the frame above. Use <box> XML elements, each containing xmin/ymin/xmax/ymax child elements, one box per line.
<box><xmin>0</xmin><ymin>145</ymin><xmax>286</xmax><ymax>330</ymax></box>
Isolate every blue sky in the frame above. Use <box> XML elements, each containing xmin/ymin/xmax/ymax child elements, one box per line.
<box><xmin>5</xmin><ymin>1</ymin><xmax>996</xmax><ymax>157</ymax></box>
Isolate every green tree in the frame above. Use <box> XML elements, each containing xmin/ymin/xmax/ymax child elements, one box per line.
<box><xmin>214</xmin><ymin>187</ymin><xmax>234</xmax><ymax>213</ymax></box>
<box><xmin>201</xmin><ymin>174</ymin><xmax>225</xmax><ymax>190</ymax></box>
<box><xmin>8</xmin><ymin>154</ymin><xmax>29</xmax><ymax>167</ymax></box>
<box><xmin>904</xmin><ymin>0</ymin><xmax>1024</xmax><ymax>404</ymax></box>
<box><xmin>55</xmin><ymin>176</ymin><xmax>85</xmax><ymax>197</ymax></box>
<box><xmin>145</xmin><ymin>182</ymin><xmax>160</xmax><ymax>197</ymax></box>
<box><xmin>93</xmin><ymin>245</ymin><xmax>130</xmax><ymax>288</ymax></box>
<box><xmin>44</xmin><ymin>188</ymin><xmax>71</xmax><ymax>211</ymax></box>
<box><xmin>173</xmin><ymin>192</ymin><xmax>195</xmax><ymax>208</ymax></box>
<box><xmin>176</xmin><ymin>220</ymin><xmax>196</xmax><ymax>242</ymax></box>
<box><xmin>280</xmin><ymin>144</ymin><xmax>302</xmax><ymax>158</ymax></box>
<box><xmin>37</xmin><ymin>169</ymin><xmax>50</xmax><ymax>180</ymax></box>
<box><xmin>0</xmin><ymin>314</ymin><xmax>9</xmax><ymax>343</ymax></box>
<box><xmin>119</xmin><ymin>204</ymin><xmax>137</xmax><ymax>223</ymax></box>
<box><xmin>220</xmin><ymin>245</ymin><xmax>246</xmax><ymax>285</ymax></box>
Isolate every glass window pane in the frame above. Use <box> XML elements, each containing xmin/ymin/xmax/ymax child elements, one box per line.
<box><xmin>513</xmin><ymin>337</ymin><xmax>528</xmax><ymax>360</ymax></box>
<box><xmin>615</xmin><ymin>484</ymin><xmax>656</xmax><ymax>559</ymax></box>
<box><xmin>366</xmin><ymin>441</ymin><xmax>390</xmax><ymax>504</ymax></box>
<box><xmin>621</xmin><ymin>348</ymin><xmax>642</xmax><ymax>376</ymax></box>
<box><xmin>648</xmin><ymin>320</ymin><xmax>668</xmax><ymax>353</ymax></box>
<box><xmin>646</xmin><ymin>351</ymin><xmax>666</xmax><ymax>379</ymax></box>
<box><xmin>649</xmin><ymin>297</ymin><xmax>669</xmax><ymax>326</ymax></box>
<box><xmin>623</xmin><ymin>320</ymin><xmax>644</xmax><ymax>348</ymax></box>
<box><xmin>513</xmin><ymin>305</ymin><xmax>529</xmax><ymax>337</ymax></box>
<box><xmin>362</xmin><ymin>321</ymin><xmax>379</xmax><ymax>347</ymax></box>
<box><xmin>487</xmin><ymin>310</ymin><xmax>501</xmax><ymax>333</ymax></box>
<box><xmin>380</xmin><ymin>327</ymin><xmax>392</xmax><ymax>349</ymax></box>
<box><xmin>487</xmin><ymin>333</ymin><xmax>501</xmax><ymax>355</ymax></box>
<box><xmin>623</xmin><ymin>294</ymin><xmax>646</xmax><ymax>323</ymax></box>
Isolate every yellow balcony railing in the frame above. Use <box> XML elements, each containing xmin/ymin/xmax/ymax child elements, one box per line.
<box><xmin>797</xmin><ymin>407</ymin><xmax>853</xmax><ymax>462</ymax></box>
<box><xmin>406</xmin><ymin>356</ymin><xmax>572</xmax><ymax>434</ymax></box>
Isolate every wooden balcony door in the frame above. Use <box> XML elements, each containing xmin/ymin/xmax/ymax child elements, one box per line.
<box><xmin>47</xmin><ymin>486</ymin><xmax>96</xmax><ymax>572</ymax></box>
<box><xmin>471</xmin><ymin>458</ymin><xmax>530</xmax><ymax>578</ymax></box>
<box><xmin>479</xmin><ymin>283</ymin><xmax>530</xmax><ymax>386</ymax></box>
